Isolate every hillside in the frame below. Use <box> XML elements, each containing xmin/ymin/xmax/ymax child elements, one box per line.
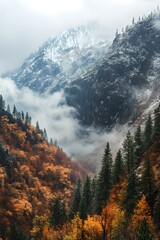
<box><xmin>0</xmin><ymin>95</ymin><xmax>84</xmax><ymax>239</ymax></box>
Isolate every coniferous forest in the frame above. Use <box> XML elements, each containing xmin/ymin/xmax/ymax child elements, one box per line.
<box><xmin>1</xmin><ymin>94</ymin><xmax>160</xmax><ymax>239</ymax></box>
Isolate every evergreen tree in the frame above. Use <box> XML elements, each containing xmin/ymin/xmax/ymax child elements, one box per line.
<box><xmin>113</xmin><ymin>149</ymin><xmax>124</xmax><ymax>184</ymax></box>
<box><xmin>123</xmin><ymin>169</ymin><xmax>138</xmax><ymax>215</ymax></box>
<box><xmin>134</xmin><ymin>125</ymin><xmax>144</xmax><ymax>165</ymax></box>
<box><xmin>50</xmin><ymin>198</ymin><xmax>67</xmax><ymax>227</ymax></box>
<box><xmin>36</xmin><ymin>121</ymin><xmax>40</xmax><ymax>132</ymax></box>
<box><xmin>7</xmin><ymin>104</ymin><xmax>11</xmax><ymax>114</ymax></box>
<box><xmin>43</xmin><ymin>128</ymin><xmax>48</xmax><ymax>141</ymax></box>
<box><xmin>153</xmin><ymin>104</ymin><xmax>160</xmax><ymax>140</ymax></box>
<box><xmin>141</xmin><ymin>157</ymin><xmax>154</xmax><ymax>204</ymax></box>
<box><xmin>122</xmin><ymin>131</ymin><xmax>135</xmax><ymax>174</ymax></box>
<box><xmin>96</xmin><ymin>142</ymin><xmax>113</xmax><ymax>214</ymax></box>
<box><xmin>72</xmin><ymin>178</ymin><xmax>82</xmax><ymax>215</ymax></box>
<box><xmin>50</xmin><ymin>138</ymin><xmax>54</xmax><ymax>145</ymax></box>
<box><xmin>25</xmin><ymin>112</ymin><xmax>29</xmax><ymax>124</ymax></box>
<box><xmin>0</xmin><ymin>95</ymin><xmax>5</xmax><ymax>110</ymax></box>
<box><xmin>21</xmin><ymin>111</ymin><xmax>25</xmax><ymax>121</ymax></box>
<box><xmin>143</xmin><ymin>114</ymin><xmax>153</xmax><ymax>150</ymax></box>
<box><xmin>82</xmin><ymin>175</ymin><xmax>92</xmax><ymax>215</ymax></box>
<box><xmin>12</xmin><ymin>105</ymin><xmax>17</xmax><ymax>118</ymax></box>
<box><xmin>137</xmin><ymin>219</ymin><xmax>153</xmax><ymax>240</ymax></box>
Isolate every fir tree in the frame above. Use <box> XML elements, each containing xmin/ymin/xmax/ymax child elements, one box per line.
<box><xmin>96</xmin><ymin>142</ymin><xmax>113</xmax><ymax>214</ymax></box>
<box><xmin>82</xmin><ymin>175</ymin><xmax>92</xmax><ymax>215</ymax></box>
<box><xmin>43</xmin><ymin>128</ymin><xmax>48</xmax><ymax>141</ymax></box>
<box><xmin>153</xmin><ymin>104</ymin><xmax>160</xmax><ymax>140</ymax></box>
<box><xmin>12</xmin><ymin>105</ymin><xmax>17</xmax><ymax>118</ymax></box>
<box><xmin>21</xmin><ymin>111</ymin><xmax>25</xmax><ymax>121</ymax></box>
<box><xmin>36</xmin><ymin>121</ymin><xmax>40</xmax><ymax>132</ymax></box>
<box><xmin>7</xmin><ymin>104</ymin><xmax>11</xmax><ymax>114</ymax></box>
<box><xmin>134</xmin><ymin>125</ymin><xmax>143</xmax><ymax>165</ymax></box>
<box><xmin>72</xmin><ymin>178</ymin><xmax>82</xmax><ymax>215</ymax></box>
<box><xmin>113</xmin><ymin>149</ymin><xmax>124</xmax><ymax>184</ymax></box>
<box><xmin>123</xmin><ymin>169</ymin><xmax>138</xmax><ymax>215</ymax></box>
<box><xmin>0</xmin><ymin>95</ymin><xmax>5</xmax><ymax>110</ymax></box>
<box><xmin>50</xmin><ymin>197</ymin><xmax>67</xmax><ymax>227</ymax></box>
<box><xmin>141</xmin><ymin>157</ymin><xmax>154</xmax><ymax>204</ymax></box>
<box><xmin>143</xmin><ymin>114</ymin><xmax>153</xmax><ymax>150</ymax></box>
<box><xmin>122</xmin><ymin>131</ymin><xmax>135</xmax><ymax>174</ymax></box>
<box><xmin>137</xmin><ymin>219</ymin><xmax>153</xmax><ymax>240</ymax></box>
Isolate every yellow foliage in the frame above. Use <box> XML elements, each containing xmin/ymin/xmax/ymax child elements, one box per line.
<box><xmin>84</xmin><ymin>215</ymin><xmax>103</xmax><ymax>240</ymax></box>
<box><xmin>132</xmin><ymin>195</ymin><xmax>154</xmax><ymax>233</ymax></box>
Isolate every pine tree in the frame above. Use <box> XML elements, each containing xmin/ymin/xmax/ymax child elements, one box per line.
<box><xmin>36</xmin><ymin>121</ymin><xmax>40</xmax><ymax>132</ymax></box>
<box><xmin>7</xmin><ymin>104</ymin><xmax>11</xmax><ymax>114</ymax></box>
<box><xmin>123</xmin><ymin>170</ymin><xmax>138</xmax><ymax>215</ymax></box>
<box><xmin>153</xmin><ymin>104</ymin><xmax>160</xmax><ymax>140</ymax></box>
<box><xmin>82</xmin><ymin>175</ymin><xmax>92</xmax><ymax>215</ymax></box>
<box><xmin>0</xmin><ymin>95</ymin><xmax>5</xmax><ymax>110</ymax></box>
<box><xmin>21</xmin><ymin>111</ymin><xmax>25</xmax><ymax>121</ymax></box>
<box><xmin>141</xmin><ymin>157</ymin><xmax>154</xmax><ymax>204</ymax></box>
<box><xmin>25</xmin><ymin>112</ymin><xmax>29</xmax><ymax>124</ymax></box>
<box><xmin>12</xmin><ymin>105</ymin><xmax>17</xmax><ymax>118</ymax></box>
<box><xmin>72</xmin><ymin>178</ymin><xmax>82</xmax><ymax>215</ymax></box>
<box><xmin>113</xmin><ymin>149</ymin><xmax>124</xmax><ymax>184</ymax></box>
<box><xmin>122</xmin><ymin>131</ymin><xmax>135</xmax><ymax>174</ymax></box>
<box><xmin>137</xmin><ymin>219</ymin><xmax>153</xmax><ymax>240</ymax></box>
<box><xmin>134</xmin><ymin>125</ymin><xmax>143</xmax><ymax>165</ymax></box>
<box><xmin>43</xmin><ymin>128</ymin><xmax>48</xmax><ymax>141</ymax></box>
<box><xmin>50</xmin><ymin>197</ymin><xmax>67</xmax><ymax>227</ymax></box>
<box><xmin>143</xmin><ymin>114</ymin><xmax>153</xmax><ymax>150</ymax></box>
<box><xmin>96</xmin><ymin>142</ymin><xmax>113</xmax><ymax>214</ymax></box>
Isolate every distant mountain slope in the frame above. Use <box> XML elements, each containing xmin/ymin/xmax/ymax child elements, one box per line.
<box><xmin>11</xmin><ymin>23</ymin><xmax>109</xmax><ymax>94</ymax></box>
<box><xmin>65</xmin><ymin>11</ymin><xmax>160</xmax><ymax>128</ymax></box>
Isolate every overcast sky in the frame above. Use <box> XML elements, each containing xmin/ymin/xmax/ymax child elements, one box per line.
<box><xmin>0</xmin><ymin>0</ymin><xmax>159</xmax><ymax>73</ymax></box>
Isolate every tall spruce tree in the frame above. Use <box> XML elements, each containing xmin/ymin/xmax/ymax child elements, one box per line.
<box><xmin>153</xmin><ymin>192</ymin><xmax>160</xmax><ymax>230</ymax></box>
<box><xmin>123</xmin><ymin>169</ymin><xmax>138</xmax><ymax>215</ymax></box>
<box><xmin>141</xmin><ymin>156</ymin><xmax>154</xmax><ymax>204</ymax></box>
<box><xmin>153</xmin><ymin>104</ymin><xmax>160</xmax><ymax>140</ymax></box>
<box><xmin>134</xmin><ymin>125</ymin><xmax>143</xmax><ymax>165</ymax></box>
<box><xmin>96</xmin><ymin>142</ymin><xmax>112</xmax><ymax>214</ymax></box>
<box><xmin>72</xmin><ymin>178</ymin><xmax>82</xmax><ymax>215</ymax></box>
<box><xmin>122</xmin><ymin>131</ymin><xmax>135</xmax><ymax>174</ymax></box>
<box><xmin>0</xmin><ymin>95</ymin><xmax>5</xmax><ymax>110</ymax></box>
<box><xmin>113</xmin><ymin>149</ymin><xmax>124</xmax><ymax>184</ymax></box>
<box><xmin>143</xmin><ymin>114</ymin><xmax>153</xmax><ymax>150</ymax></box>
<box><xmin>50</xmin><ymin>197</ymin><xmax>67</xmax><ymax>228</ymax></box>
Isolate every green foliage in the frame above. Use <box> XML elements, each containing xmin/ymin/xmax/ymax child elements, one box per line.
<box><xmin>96</xmin><ymin>142</ymin><xmax>113</xmax><ymax>214</ymax></box>
<box><xmin>122</xmin><ymin>131</ymin><xmax>135</xmax><ymax>174</ymax></box>
<box><xmin>50</xmin><ymin>198</ymin><xmax>67</xmax><ymax>227</ymax></box>
<box><xmin>123</xmin><ymin>170</ymin><xmax>138</xmax><ymax>215</ymax></box>
<box><xmin>113</xmin><ymin>149</ymin><xmax>124</xmax><ymax>184</ymax></box>
<box><xmin>141</xmin><ymin>157</ymin><xmax>155</xmax><ymax>204</ymax></box>
<box><xmin>143</xmin><ymin>114</ymin><xmax>153</xmax><ymax>150</ymax></box>
<box><xmin>134</xmin><ymin>125</ymin><xmax>144</xmax><ymax>165</ymax></box>
<box><xmin>72</xmin><ymin>178</ymin><xmax>82</xmax><ymax>215</ymax></box>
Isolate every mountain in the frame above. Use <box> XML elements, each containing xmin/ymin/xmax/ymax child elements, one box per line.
<box><xmin>65</xmin><ymin>11</ymin><xmax>160</xmax><ymax>128</ymax></box>
<box><xmin>11</xmin><ymin>23</ymin><xmax>110</xmax><ymax>94</ymax></box>
<box><xmin>0</xmin><ymin>96</ymin><xmax>84</xmax><ymax>238</ymax></box>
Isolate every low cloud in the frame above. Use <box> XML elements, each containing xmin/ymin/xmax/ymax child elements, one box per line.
<box><xmin>0</xmin><ymin>77</ymin><xmax>129</xmax><ymax>171</ymax></box>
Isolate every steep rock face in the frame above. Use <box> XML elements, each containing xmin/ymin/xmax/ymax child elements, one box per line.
<box><xmin>65</xmin><ymin>13</ymin><xmax>160</xmax><ymax>128</ymax></box>
<box><xmin>12</xmin><ymin>23</ymin><xmax>109</xmax><ymax>94</ymax></box>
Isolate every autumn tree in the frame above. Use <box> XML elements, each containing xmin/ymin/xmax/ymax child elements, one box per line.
<box><xmin>132</xmin><ymin>196</ymin><xmax>154</xmax><ymax>236</ymax></box>
<box><xmin>96</xmin><ymin>142</ymin><xmax>113</xmax><ymax>214</ymax></box>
